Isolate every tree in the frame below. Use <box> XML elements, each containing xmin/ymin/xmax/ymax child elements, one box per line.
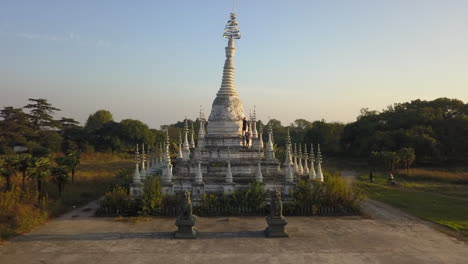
<box><xmin>24</xmin><ymin>98</ymin><xmax>60</xmax><ymax>129</ymax></box>
<box><xmin>369</xmin><ymin>151</ymin><xmax>400</xmax><ymax>174</ymax></box>
<box><xmin>120</xmin><ymin>119</ymin><xmax>155</xmax><ymax>148</ymax></box>
<box><xmin>291</xmin><ymin>119</ymin><xmax>313</xmax><ymax>130</ymax></box>
<box><xmin>29</xmin><ymin>156</ymin><xmax>53</xmax><ymax>201</ymax></box>
<box><xmin>56</xmin><ymin>151</ymin><xmax>80</xmax><ymax>183</ymax></box>
<box><xmin>0</xmin><ymin>155</ymin><xmax>18</xmax><ymax>192</ymax></box>
<box><xmin>51</xmin><ymin>166</ymin><xmax>69</xmax><ymax>198</ymax></box>
<box><xmin>59</xmin><ymin>117</ymin><xmax>80</xmax><ymax>129</ymax></box>
<box><xmin>398</xmin><ymin>148</ymin><xmax>416</xmax><ymax>176</ymax></box>
<box><xmin>16</xmin><ymin>153</ymin><xmax>32</xmax><ymax>191</ymax></box>
<box><xmin>0</xmin><ymin>107</ymin><xmax>35</xmax><ymax>153</ymax></box>
<box><xmin>85</xmin><ymin>110</ymin><xmax>113</xmax><ymax>132</ymax></box>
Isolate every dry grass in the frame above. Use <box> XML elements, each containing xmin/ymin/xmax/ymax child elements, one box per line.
<box><xmin>398</xmin><ymin>168</ymin><xmax>468</xmax><ymax>184</ymax></box>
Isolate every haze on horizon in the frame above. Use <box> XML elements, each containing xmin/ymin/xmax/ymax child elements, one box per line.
<box><xmin>1</xmin><ymin>0</ymin><xmax>467</xmax><ymax>129</ymax></box>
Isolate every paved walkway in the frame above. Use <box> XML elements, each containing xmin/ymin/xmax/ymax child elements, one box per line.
<box><xmin>1</xmin><ymin>202</ymin><xmax>467</xmax><ymax>264</ymax></box>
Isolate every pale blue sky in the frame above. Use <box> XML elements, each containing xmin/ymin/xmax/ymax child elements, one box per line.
<box><xmin>1</xmin><ymin>0</ymin><xmax>467</xmax><ymax>128</ymax></box>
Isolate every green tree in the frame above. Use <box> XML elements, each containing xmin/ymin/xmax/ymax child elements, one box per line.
<box><xmin>0</xmin><ymin>107</ymin><xmax>35</xmax><ymax>153</ymax></box>
<box><xmin>85</xmin><ymin>110</ymin><xmax>113</xmax><ymax>132</ymax></box>
<box><xmin>369</xmin><ymin>151</ymin><xmax>400</xmax><ymax>174</ymax></box>
<box><xmin>398</xmin><ymin>147</ymin><xmax>416</xmax><ymax>176</ymax></box>
<box><xmin>120</xmin><ymin>119</ymin><xmax>155</xmax><ymax>148</ymax></box>
<box><xmin>16</xmin><ymin>153</ymin><xmax>32</xmax><ymax>191</ymax></box>
<box><xmin>29</xmin><ymin>156</ymin><xmax>53</xmax><ymax>201</ymax></box>
<box><xmin>142</xmin><ymin>176</ymin><xmax>163</xmax><ymax>215</ymax></box>
<box><xmin>24</xmin><ymin>98</ymin><xmax>60</xmax><ymax>129</ymax></box>
<box><xmin>56</xmin><ymin>151</ymin><xmax>80</xmax><ymax>183</ymax></box>
<box><xmin>50</xmin><ymin>166</ymin><xmax>69</xmax><ymax>198</ymax></box>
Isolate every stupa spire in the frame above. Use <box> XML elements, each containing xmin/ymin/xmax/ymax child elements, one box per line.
<box><xmin>133</xmin><ymin>144</ymin><xmax>141</xmax><ymax>183</ymax></box>
<box><xmin>309</xmin><ymin>144</ymin><xmax>316</xmax><ymax>179</ymax></box>
<box><xmin>303</xmin><ymin>144</ymin><xmax>309</xmax><ymax>175</ymax></box>
<box><xmin>182</xmin><ymin>119</ymin><xmax>190</xmax><ymax>160</ymax></box>
<box><xmin>316</xmin><ymin>144</ymin><xmax>324</xmax><ymax>182</ymax></box>
<box><xmin>258</xmin><ymin>123</ymin><xmax>264</xmax><ymax>149</ymax></box>
<box><xmin>198</xmin><ymin>106</ymin><xmax>206</xmax><ymax>148</ymax></box>
<box><xmin>265</xmin><ymin>121</ymin><xmax>275</xmax><ymax>159</ymax></box>
<box><xmin>293</xmin><ymin>143</ymin><xmax>298</xmax><ymax>172</ymax></box>
<box><xmin>162</xmin><ymin>129</ymin><xmax>173</xmax><ymax>183</ymax></box>
<box><xmin>284</xmin><ymin>128</ymin><xmax>294</xmax><ymax>182</ymax></box>
<box><xmin>140</xmin><ymin>143</ymin><xmax>147</xmax><ymax>179</ymax></box>
<box><xmin>207</xmin><ymin>12</ymin><xmax>245</xmax><ymax>136</ymax></box>
<box><xmin>190</xmin><ymin>122</ymin><xmax>196</xmax><ymax>148</ymax></box>
<box><xmin>252</xmin><ymin>106</ymin><xmax>258</xmax><ymax>139</ymax></box>
<box><xmin>177</xmin><ymin>131</ymin><xmax>183</xmax><ymax>159</ymax></box>
<box><xmin>297</xmin><ymin>143</ymin><xmax>303</xmax><ymax>175</ymax></box>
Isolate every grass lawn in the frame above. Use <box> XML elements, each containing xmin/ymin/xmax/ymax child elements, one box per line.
<box><xmin>357</xmin><ymin>173</ymin><xmax>468</xmax><ymax>236</ymax></box>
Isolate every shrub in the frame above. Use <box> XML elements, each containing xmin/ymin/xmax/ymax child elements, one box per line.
<box><xmin>141</xmin><ymin>176</ymin><xmax>163</xmax><ymax>215</ymax></box>
<box><xmin>293</xmin><ymin>172</ymin><xmax>365</xmax><ymax>212</ymax></box>
<box><xmin>99</xmin><ymin>186</ymin><xmax>130</xmax><ymax>216</ymax></box>
<box><xmin>0</xmin><ymin>187</ymin><xmax>48</xmax><ymax>239</ymax></box>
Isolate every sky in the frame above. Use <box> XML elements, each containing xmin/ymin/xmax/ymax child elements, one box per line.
<box><xmin>1</xmin><ymin>0</ymin><xmax>467</xmax><ymax>128</ymax></box>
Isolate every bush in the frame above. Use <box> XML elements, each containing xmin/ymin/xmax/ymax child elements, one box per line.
<box><xmin>141</xmin><ymin>176</ymin><xmax>163</xmax><ymax>215</ymax></box>
<box><xmin>99</xmin><ymin>186</ymin><xmax>130</xmax><ymax>216</ymax></box>
<box><xmin>0</xmin><ymin>187</ymin><xmax>48</xmax><ymax>239</ymax></box>
<box><xmin>293</xmin><ymin>172</ymin><xmax>365</xmax><ymax>212</ymax></box>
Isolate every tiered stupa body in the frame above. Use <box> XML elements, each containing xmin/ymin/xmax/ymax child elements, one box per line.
<box><xmin>172</xmin><ymin>13</ymin><xmax>282</xmax><ymax>193</ymax></box>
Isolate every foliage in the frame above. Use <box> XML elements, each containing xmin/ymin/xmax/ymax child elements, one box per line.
<box><xmin>100</xmin><ymin>186</ymin><xmax>131</xmax><ymax>216</ymax></box>
<box><xmin>24</xmin><ymin>98</ymin><xmax>60</xmax><ymax>129</ymax></box>
<box><xmin>343</xmin><ymin>98</ymin><xmax>468</xmax><ymax>164</ymax></box>
<box><xmin>0</xmin><ymin>187</ymin><xmax>48</xmax><ymax>240</ymax></box>
<box><xmin>50</xmin><ymin>166</ymin><xmax>69</xmax><ymax>197</ymax></box>
<box><xmin>293</xmin><ymin>174</ymin><xmax>365</xmax><ymax>211</ymax></box>
<box><xmin>0</xmin><ymin>155</ymin><xmax>18</xmax><ymax>192</ymax></box>
<box><xmin>85</xmin><ymin>110</ymin><xmax>113</xmax><ymax>132</ymax></box>
<box><xmin>141</xmin><ymin>176</ymin><xmax>163</xmax><ymax>215</ymax></box>
<box><xmin>398</xmin><ymin>147</ymin><xmax>416</xmax><ymax>175</ymax></box>
<box><xmin>28</xmin><ymin>156</ymin><xmax>54</xmax><ymax>200</ymax></box>
<box><xmin>369</xmin><ymin>151</ymin><xmax>400</xmax><ymax>173</ymax></box>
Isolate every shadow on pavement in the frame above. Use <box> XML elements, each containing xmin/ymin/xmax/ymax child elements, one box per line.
<box><xmin>13</xmin><ymin>230</ymin><xmax>266</xmax><ymax>241</ymax></box>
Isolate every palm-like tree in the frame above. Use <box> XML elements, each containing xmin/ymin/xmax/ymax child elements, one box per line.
<box><xmin>16</xmin><ymin>153</ymin><xmax>32</xmax><ymax>191</ymax></box>
<box><xmin>29</xmin><ymin>156</ymin><xmax>53</xmax><ymax>201</ymax></box>
<box><xmin>51</xmin><ymin>166</ymin><xmax>69</xmax><ymax>198</ymax></box>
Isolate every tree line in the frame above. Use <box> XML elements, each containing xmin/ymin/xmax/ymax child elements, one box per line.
<box><xmin>1</xmin><ymin>97</ymin><xmax>466</xmax><ymax>194</ymax></box>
